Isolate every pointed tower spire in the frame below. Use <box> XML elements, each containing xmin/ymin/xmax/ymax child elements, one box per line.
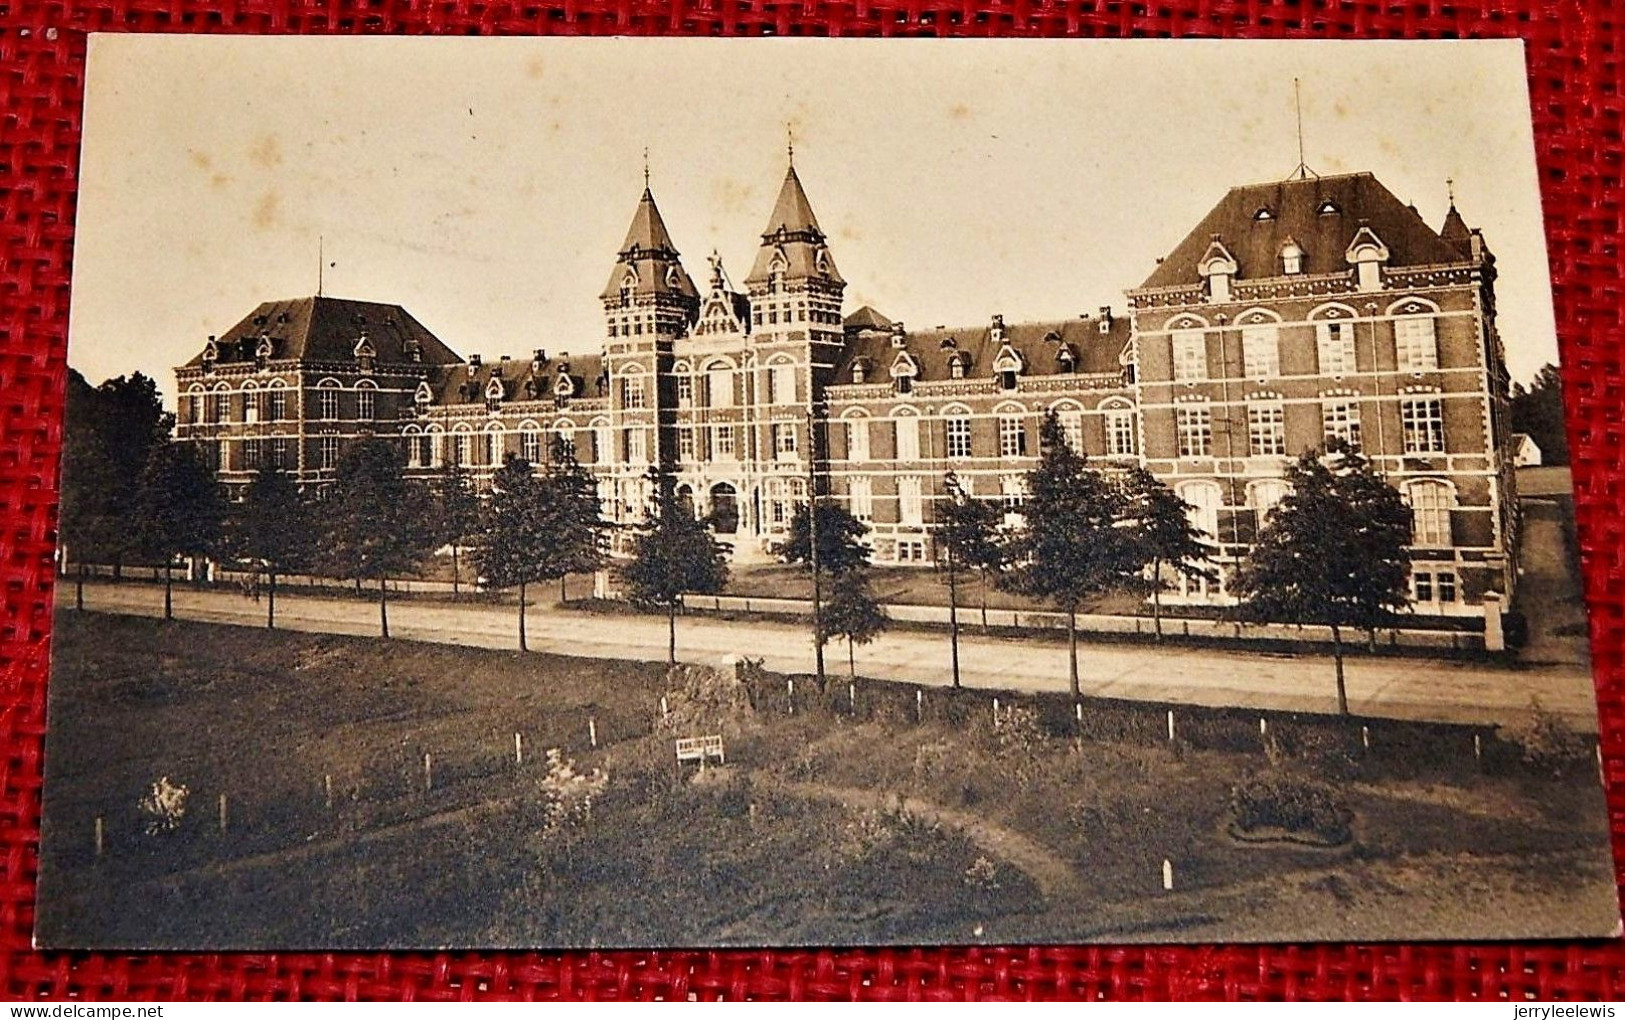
<box><xmin>1440</xmin><ymin>178</ymin><xmax>1472</xmax><ymax>254</ymax></box>
<box><xmin>601</xmin><ymin>181</ymin><xmax>698</xmax><ymax>312</ymax></box>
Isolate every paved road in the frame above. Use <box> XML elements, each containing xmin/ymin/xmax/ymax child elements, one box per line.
<box><xmin>72</xmin><ymin>582</ymin><xmax>1601</xmax><ymax>730</ymax></box>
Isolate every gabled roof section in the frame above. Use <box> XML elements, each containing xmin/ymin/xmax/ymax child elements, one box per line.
<box><xmin>844</xmin><ymin>305</ymin><xmax>894</xmax><ymax>332</ymax></box>
<box><xmin>185</xmin><ymin>296</ymin><xmax>463</xmax><ymax>368</ymax></box>
<box><xmin>431</xmin><ymin>352</ymin><xmax>608</xmax><ymax>406</ymax></box>
<box><xmin>833</xmin><ymin>315</ymin><xmax>1132</xmax><ymax>384</ymax></box>
<box><xmin>1136</xmin><ymin>172</ymin><xmax>1472</xmax><ymax>290</ymax></box>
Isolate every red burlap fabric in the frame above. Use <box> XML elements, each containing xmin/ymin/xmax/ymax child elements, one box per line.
<box><xmin>2</xmin><ymin>4</ymin><xmax>1623</xmax><ymax>1002</ymax></box>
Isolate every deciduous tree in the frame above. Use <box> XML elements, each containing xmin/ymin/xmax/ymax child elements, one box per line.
<box><xmin>1509</xmin><ymin>363</ymin><xmax>1568</xmax><ymax>466</ymax></box>
<box><xmin>1122</xmin><ymin>466</ymin><xmax>1217</xmax><ymax>640</ymax></box>
<box><xmin>998</xmin><ymin>412</ymin><xmax>1140</xmax><ymax>696</ymax></box>
<box><xmin>820</xmin><ymin>568</ymin><xmax>889</xmax><ymax>680</ymax></box>
<box><xmin>540</xmin><ymin>436</ymin><xmax>610</xmax><ymax>604</ymax></box>
<box><xmin>475</xmin><ymin>455</ymin><xmax>554</xmax><ymax>650</ymax></box>
<box><xmin>323</xmin><ymin>438</ymin><xmax>437</xmax><ymax>638</ymax></box>
<box><xmin>620</xmin><ymin>469</ymin><xmax>729</xmax><ymax>664</ymax></box>
<box><xmin>937</xmin><ymin>471</ymin><xmax>1000</xmax><ymax>687</ymax></box>
<box><xmin>231</xmin><ymin>465</ymin><xmax>314</xmax><ymax>629</ymax></box>
<box><xmin>432</xmin><ymin>460</ymin><xmax>481</xmax><ymax>597</ymax></box>
<box><xmin>1231</xmin><ymin>443</ymin><xmax>1413</xmax><ymax>715</ymax></box>
<box><xmin>133</xmin><ymin>440</ymin><xmax>225</xmax><ymax>620</ymax></box>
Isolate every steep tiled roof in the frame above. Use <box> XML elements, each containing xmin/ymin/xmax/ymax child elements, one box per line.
<box><xmin>600</xmin><ymin>187</ymin><xmax>700</xmax><ymax>303</ymax></box>
<box><xmin>843</xmin><ymin>305</ymin><xmax>894</xmax><ymax>331</ymax></box>
<box><xmin>1137</xmin><ymin>172</ymin><xmax>1470</xmax><ymax>291</ymax></box>
<box><xmin>186</xmin><ymin>296</ymin><xmax>463</xmax><ymax>367</ymax></box>
<box><xmin>746</xmin><ymin>166</ymin><xmax>844</xmax><ymax>286</ymax></box>
<box><xmin>834</xmin><ymin>315</ymin><xmax>1131</xmax><ymax>384</ymax></box>
<box><xmin>431</xmin><ymin>353</ymin><xmax>607</xmax><ymax>407</ymax></box>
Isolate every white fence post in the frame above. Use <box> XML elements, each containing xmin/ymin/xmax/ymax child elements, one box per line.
<box><xmin>589</xmin><ymin>718</ymin><xmax>598</xmax><ymax>749</ymax></box>
<box><xmin>95</xmin><ymin>816</ymin><xmax>104</xmax><ymax>858</ymax></box>
<box><xmin>423</xmin><ymin>753</ymin><xmax>433</xmax><ymax>792</ymax></box>
<box><xmin>1162</xmin><ymin>859</ymin><xmax>1174</xmax><ymax>891</ymax></box>
<box><xmin>324</xmin><ymin>773</ymin><xmax>333</xmax><ymax>809</ymax></box>
<box><xmin>514</xmin><ymin>732</ymin><xmax>524</xmax><ymax>766</ymax></box>
<box><xmin>1167</xmin><ymin>709</ymin><xmax>1176</xmax><ymax>743</ymax></box>
<box><xmin>218</xmin><ymin>793</ymin><xmax>228</xmax><ymax>833</ymax></box>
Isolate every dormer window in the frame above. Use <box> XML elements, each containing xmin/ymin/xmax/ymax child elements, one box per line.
<box><xmin>1345</xmin><ymin>225</ymin><xmax>1391</xmax><ymax>293</ymax></box>
<box><xmin>484</xmin><ymin>374</ymin><xmax>505</xmax><ymax>413</ymax></box>
<box><xmin>665</xmin><ymin>265</ymin><xmax>682</xmax><ymax>288</ymax></box>
<box><xmin>254</xmin><ymin>334</ymin><xmax>275</xmax><ymax>369</ymax></box>
<box><xmin>413</xmin><ymin>380</ymin><xmax>433</xmax><ymax>416</ymax></box>
<box><xmin>353</xmin><ymin>333</ymin><xmax>377</xmax><ymax>373</ymax></box>
<box><xmin>405</xmin><ymin>338</ymin><xmax>422</xmax><ymax>363</ymax></box>
<box><xmin>202</xmin><ymin>337</ymin><xmax>219</xmax><ymax>373</ymax></box>
<box><xmin>890</xmin><ymin>352</ymin><xmax>918</xmax><ymax>396</ymax></box>
<box><xmin>1057</xmin><ymin>345</ymin><xmax>1077</xmax><ymax>372</ymax></box>
<box><xmin>949</xmin><ymin>354</ymin><xmax>966</xmax><ymax>380</ymax></box>
<box><xmin>991</xmin><ymin>343</ymin><xmax>1023</xmax><ymax>392</ymax></box>
<box><xmin>1197</xmin><ymin>236</ymin><xmax>1239</xmax><ymax>304</ymax></box>
<box><xmin>620</xmin><ymin>271</ymin><xmax>636</xmax><ymax>308</ymax></box>
<box><xmin>1253</xmin><ymin>207</ymin><xmax>1275</xmax><ymax>221</ymax></box>
<box><xmin>1317</xmin><ymin>200</ymin><xmax>1341</xmax><ymax>216</ymax></box>
<box><xmin>553</xmin><ymin>372</ymin><xmax>576</xmax><ymax>401</ymax></box>
<box><xmin>1281</xmin><ymin>238</ymin><xmax>1304</xmax><ymax>275</ymax></box>
<box><xmin>815</xmin><ymin>248</ymin><xmax>830</xmax><ymax>276</ymax></box>
<box><xmin>851</xmin><ymin>360</ymin><xmax>868</xmax><ymax>385</ymax></box>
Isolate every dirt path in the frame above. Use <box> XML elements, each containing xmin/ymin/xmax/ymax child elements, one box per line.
<box><xmin>755</xmin><ymin>774</ymin><xmax>1082</xmax><ymax>899</ymax></box>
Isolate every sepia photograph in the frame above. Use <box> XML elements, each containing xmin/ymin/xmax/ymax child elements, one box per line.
<box><xmin>36</xmin><ymin>34</ymin><xmax>1620</xmax><ymax>949</ymax></box>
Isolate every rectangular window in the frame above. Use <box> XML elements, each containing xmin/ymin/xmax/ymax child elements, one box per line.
<box><xmin>998</xmin><ymin>416</ymin><xmax>1027</xmax><ymax>458</ymax></box>
<box><xmin>1395</xmin><ymin>317</ymin><xmax>1439</xmax><ymax>372</ymax></box>
<box><xmin>714</xmin><ymin>425</ymin><xmax>736</xmax><ymax>460</ymax></box>
<box><xmin>455</xmin><ymin>433</ymin><xmax>471</xmax><ymax>467</ymax></box>
<box><xmin>244</xmin><ymin>392</ymin><xmax>260</xmax><ymax>424</ymax></box>
<box><xmin>770</xmin><ymin>364</ymin><xmax>798</xmax><ymax>405</ymax></box>
<box><xmin>1415</xmin><ymin>572</ymin><xmax>1433</xmax><ymax>603</ymax></box>
<box><xmin>1413</xmin><ymin>568</ymin><xmax>1458</xmax><ymax>603</ymax></box>
<box><xmin>895</xmin><ymin>539</ymin><xmax>927</xmax><ymax>563</ymax></box>
<box><xmin>678</xmin><ymin>427</ymin><xmax>696</xmax><ymax>462</ymax></box>
<box><xmin>1241</xmin><ymin>326</ymin><xmax>1280</xmax><ymax>379</ymax></box>
<box><xmin>269</xmin><ymin>389</ymin><xmax>287</xmax><ymax>422</ymax></box>
<box><xmin>1247</xmin><ymin>401</ymin><xmax>1286</xmax><ymax>457</ymax></box>
<box><xmin>848</xmin><ymin>419</ymin><xmax>870</xmax><ymax>463</ymax></box>
<box><xmin>707</xmin><ymin>368</ymin><xmax>733</xmax><ymax>408</ymax></box>
<box><xmin>676</xmin><ymin>375</ymin><xmax>693</xmax><ymax>406</ymax></box>
<box><xmin>895</xmin><ymin>417</ymin><xmax>920</xmax><ymax>462</ymax></box>
<box><xmin>488</xmin><ymin>431</ymin><xmax>504</xmax><ymax>466</ymax></box>
<box><xmin>270</xmin><ymin>439</ymin><xmax>290</xmax><ymax>470</ymax></box>
<box><xmin>1408</xmin><ymin>483</ymin><xmax>1453</xmax><ymax>547</ymax></box>
<box><xmin>242</xmin><ymin>438</ymin><xmax>261</xmax><ymax>470</ymax></box>
<box><xmin>626</xmin><ymin>428</ymin><xmax>647</xmax><ymax>464</ymax></box>
<box><xmin>898</xmin><ymin>476</ymin><xmax>924</xmax><ymax>526</ymax></box>
<box><xmin>356</xmin><ymin>388</ymin><xmax>375</xmax><ymax>421</ymax></box>
<box><xmin>1060</xmin><ymin>411</ymin><xmax>1084</xmax><ymax>454</ymax></box>
<box><xmin>1437</xmin><ymin>570</ymin><xmax>1458</xmax><ymax>602</ymax></box>
<box><xmin>999</xmin><ymin>474</ymin><xmax>1026</xmax><ymax>511</ymax></box>
<box><xmin>849</xmin><ymin>477</ymin><xmax>874</xmax><ymax>522</ymax></box>
<box><xmin>1322</xmin><ymin>399</ymin><xmax>1362</xmax><ymax>452</ymax></box>
<box><xmin>1172</xmin><ymin>331</ymin><xmax>1207</xmax><ymax>382</ymax></box>
<box><xmin>1317</xmin><ymin>322</ymin><xmax>1357</xmax><ymax>376</ymax></box>
<box><xmin>945</xmin><ymin>418</ymin><xmax>973</xmax><ymax>459</ymax></box>
<box><xmin>1401</xmin><ymin>397</ymin><xmax>1446</xmax><ymax>454</ymax></box>
<box><xmin>187</xmin><ymin>393</ymin><xmax>204</xmax><ymax>425</ymax></box>
<box><xmin>775</xmin><ymin>422</ymin><xmax>798</xmax><ymax>459</ymax></box>
<box><xmin>1177</xmin><ymin>405</ymin><xmax>1213</xmax><ymax>459</ymax></box>
<box><xmin>318</xmin><ymin>388</ymin><xmax>339</xmax><ymax>421</ymax></box>
<box><xmin>621</xmin><ymin>377</ymin><xmax>646</xmax><ymax>410</ymax></box>
<box><xmin>1106</xmin><ymin>409</ymin><xmax>1137</xmax><ymax>457</ymax></box>
<box><xmin>208</xmin><ymin>393</ymin><xmax>227</xmax><ymax>424</ymax></box>
<box><xmin>319</xmin><ymin>436</ymin><xmax>340</xmax><ymax>470</ymax></box>
<box><xmin>521</xmin><ymin>430</ymin><xmax>542</xmax><ymax>463</ymax></box>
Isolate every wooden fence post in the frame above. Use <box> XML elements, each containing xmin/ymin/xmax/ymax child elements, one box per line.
<box><xmin>94</xmin><ymin>816</ymin><xmax>104</xmax><ymax>858</ymax></box>
<box><xmin>514</xmin><ymin>732</ymin><xmax>524</xmax><ymax>766</ymax></box>
<box><xmin>423</xmin><ymin>753</ymin><xmax>433</xmax><ymax>793</ymax></box>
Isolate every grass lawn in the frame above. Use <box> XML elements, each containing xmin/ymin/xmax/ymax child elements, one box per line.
<box><xmin>35</xmin><ymin>612</ymin><xmax>1618</xmax><ymax>949</ymax></box>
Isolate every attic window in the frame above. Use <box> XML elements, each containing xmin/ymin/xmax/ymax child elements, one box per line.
<box><xmin>1253</xmin><ymin>207</ymin><xmax>1275</xmax><ymax>221</ymax></box>
<box><xmin>852</xmin><ymin>361</ymin><xmax>867</xmax><ymax>385</ymax></box>
<box><xmin>1317</xmin><ymin>200</ymin><xmax>1341</xmax><ymax>216</ymax></box>
<box><xmin>1057</xmin><ymin>346</ymin><xmax>1077</xmax><ymax>372</ymax></box>
<box><xmin>949</xmin><ymin>355</ymin><xmax>965</xmax><ymax>380</ymax></box>
<box><xmin>1281</xmin><ymin>240</ymin><xmax>1305</xmax><ymax>275</ymax></box>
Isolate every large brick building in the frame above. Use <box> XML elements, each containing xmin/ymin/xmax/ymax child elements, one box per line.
<box><xmin>174</xmin><ymin>162</ymin><xmax>1516</xmax><ymax>616</ymax></box>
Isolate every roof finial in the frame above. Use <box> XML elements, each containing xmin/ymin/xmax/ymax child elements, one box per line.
<box><xmin>317</xmin><ymin>234</ymin><xmax>323</xmax><ymax>297</ymax></box>
<box><xmin>786</xmin><ymin>122</ymin><xmax>795</xmax><ymax>167</ymax></box>
<box><xmin>643</xmin><ymin>147</ymin><xmax>650</xmax><ymax>189</ymax></box>
<box><xmin>1285</xmin><ymin>78</ymin><xmax>1319</xmax><ymax>182</ymax></box>
<box><xmin>1446</xmin><ymin>176</ymin><xmax>1456</xmax><ymax>206</ymax></box>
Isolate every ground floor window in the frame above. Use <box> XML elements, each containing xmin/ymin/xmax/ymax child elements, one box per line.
<box><xmin>895</xmin><ymin>538</ymin><xmax>928</xmax><ymax>563</ymax></box>
<box><xmin>1413</xmin><ymin>567</ymin><xmax>1459</xmax><ymax>605</ymax></box>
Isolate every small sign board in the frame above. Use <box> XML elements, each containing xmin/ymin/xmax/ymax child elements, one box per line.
<box><xmin>675</xmin><ymin>735</ymin><xmax>725</xmax><ymax>767</ymax></box>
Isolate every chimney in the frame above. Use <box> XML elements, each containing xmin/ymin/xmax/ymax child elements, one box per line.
<box><xmin>500</xmin><ymin>354</ymin><xmax>511</xmax><ymax>361</ymax></box>
<box><xmin>890</xmin><ymin>322</ymin><xmax>907</xmax><ymax>349</ymax></box>
<box><xmin>469</xmin><ymin>353</ymin><xmax>482</xmax><ymax>368</ymax></box>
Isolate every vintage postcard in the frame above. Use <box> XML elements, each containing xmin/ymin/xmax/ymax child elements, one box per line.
<box><xmin>37</xmin><ymin>35</ymin><xmax>1618</xmax><ymax>948</ymax></box>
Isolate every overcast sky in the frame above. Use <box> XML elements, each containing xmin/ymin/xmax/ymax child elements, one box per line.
<box><xmin>71</xmin><ymin>35</ymin><xmax>1555</xmax><ymax>405</ymax></box>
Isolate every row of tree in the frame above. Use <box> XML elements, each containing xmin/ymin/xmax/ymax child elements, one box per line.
<box><xmin>767</xmin><ymin>412</ymin><xmax>1414</xmax><ymax>715</ymax></box>
<box><xmin>62</xmin><ymin>374</ymin><xmax>1417</xmax><ymax>716</ymax></box>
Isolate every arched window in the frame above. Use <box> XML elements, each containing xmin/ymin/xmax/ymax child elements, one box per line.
<box><xmin>893</xmin><ymin>411</ymin><xmax>920</xmax><ymax>462</ymax></box>
<box><xmin>1249</xmin><ymin>479</ymin><xmax>1290</xmax><ymax>528</ymax></box>
<box><xmin>486</xmin><ymin>424</ymin><xmax>505</xmax><ymax>467</ymax></box>
<box><xmin>1406</xmin><ymin>479</ymin><xmax>1455</xmax><ymax>547</ymax></box>
<box><xmin>267</xmin><ymin>379</ymin><xmax>288</xmax><ymax>423</ymax></box>
<box><xmin>316</xmin><ymin>379</ymin><xmax>342</xmax><ymax>421</ymax></box>
<box><xmin>355</xmin><ymin>380</ymin><xmax>378</xmax><ymax>422</ymax></box>
<box><xmin>520</xmin><ymin>424</ymin><xmax>543</xmax><ymax>464</ymax></box>
<box><xmin>1102</xmin><ymin>399</ymin><xmax>1137</xmax><ymax>458</ymax></box>
<box><xmin>706</xmin><ymin>361</ymin><xmax>733</xmax><ymax>408</ymax></box>
<box><xmin>241</xmin><ymin>381</ymin><xmax>261</xmax><ymax>424</ymax></box>
<box><xmin>452</xmin><ymin>426</ymin><xmax>473</xmax><ymax>467</ymax></box>
<box><xmin>1177</xmin><ymin>480</ymin><xmax>1223</xmax><ymax>539</ymax></box>
<box><xmin>424</xmin><ymin>425</ymin><xmax>444</xmax><ymax>468</ymax></box>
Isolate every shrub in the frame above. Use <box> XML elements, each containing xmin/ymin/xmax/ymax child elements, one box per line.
<box><xmin>1230</xmin><ymin>776</ymin><xmax>1352</xmax><ymax>846</ymax></box>
<box><xmin>963</xmin><ymin>855</ymin><xmax>1001</xmax><ymax>891</ymax></box>
<box><xmin>1502</xmin><ymin>611</ymin><xmax>1529</xmax><ymax>650</ymax></box>
<box><xmin>138</xmin><ymin>776</ymin><xmax>189</xmax><ymax>835</ymax></box>
<box><xmin>1506</xmin><ymin>696</ymin><xmax>1592</xmax><ymax>776</ymax></box>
